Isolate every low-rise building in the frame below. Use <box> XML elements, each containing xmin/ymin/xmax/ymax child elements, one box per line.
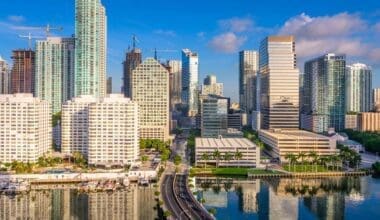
<box><xmin>345</xmin><ymin>114</ymin><xmax>358</xmax><ymax>130</ymax></box>
<box><xmin>358</xmin><ymin>112</ymin><xmax>380</xmax><ymax>132</ymax></box>
<box><xmin>0</xmin><ymin>93</ymin><xmax>51</xmax><ymax>163</ymax></box>
<box><xmin>258</xmin><ymin>129</ymin><xmax>338</xmax><ymax>162</ymax></box>
<box><xmin>195</xmin><ymin>137</ymin><xmax>260</xmax><ymax>167</ymax></box>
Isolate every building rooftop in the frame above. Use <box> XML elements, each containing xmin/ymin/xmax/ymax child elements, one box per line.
<box><xmin>196</xmin><ymin>137</ymin><xmax>255</xmax><ymax>148</ymax></box>
<box><xmin>259</xmin><ymin>129</ymin><xmax>330</xmax><ymax>140</ymax></box>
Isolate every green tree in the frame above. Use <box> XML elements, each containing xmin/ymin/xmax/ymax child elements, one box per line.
<box><xmin>223</xmin><ymin>152</ymin><xmax>233</xmax><ymax>165</ymax></box>
<box><xmin>174</xmin><ymin>155</ymin><xmax>182</xmax><ymax>165</ymax></box>
<box><xmin>234</xmin><ymin>149</ymin><xmax>243</xmax><ymax>168</ymax></box>
<box><xmin>201</xmin><ymin>153</ymin><xmax>210</xmax><ymax>169</ymax></box>
<box><xmin>308</xmin><ymin>151</ymin><xmax>318</xmax><ymax>172</ymax></box>
<box><xmin>213</xmin><ymin>149</ymin><xmax>221</xmax><ymax>168</ymax></box>
<box><xmin>298</xmin><ymin>152</ymin><xmax>307</xmax><ymax>172</ymax></box>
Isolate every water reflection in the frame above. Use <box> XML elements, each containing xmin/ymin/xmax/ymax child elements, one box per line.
<box><xmin>194</xmin><ymin>176</ymin><xmax>378</xmax><ymax>220</ymax></box>
<box><xmin>0</xmin><ymin>185</ymin><xmax>157</xmax><ymax>220</ymax></box>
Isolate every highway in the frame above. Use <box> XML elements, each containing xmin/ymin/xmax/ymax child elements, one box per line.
<box><xmin>161</xmin><ymin>174</ymin><xmax>190</xmax><ymax>220</ymax></box>
<box><xmin>174</xmin><ymin>174</ymin><xmax>214</xmax><ymax>220</ymax></box>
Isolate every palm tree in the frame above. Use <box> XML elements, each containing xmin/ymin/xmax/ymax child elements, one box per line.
<box><xmin>308</xmin><ymin>151</ymin><xmax>318</xmax><ymax>172</ymax></box>
<box><xmin>213</xmin><ymin>149</ymin><xmax>221</xmax><ymax>168</ymax></box>
<box><xmin>201</xmin><ymin>153</ymin><xmax>210</xmax><ymax>169</ymax></box>
<box><xmin>298</xmin><ymin>152</ymin><xmax>307</xmax><ymax>172</ymax></box>
<box><xmin>234</xmin><ymin>149</ymin><xmax>243</xmax><ymax>168</ymax></box>
<box><xmin>223</xmin><ymin>152</ymin><xmax>233</xmax><ymax>166</ymax></box>
<box><xmin>285</xmin><ymin>153</ymin><xmax>295</xmax><ymax>172</ymax></box>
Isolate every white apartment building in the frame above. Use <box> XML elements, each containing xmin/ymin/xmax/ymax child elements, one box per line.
<box><xmin>61</xmin><ymin>95</ymin><xmax>97</xmax><ymax>158</ymax></box>
<box><xmin>131</xmin><ymin>58</ymin><xmax>170</xmax><ymax>141</ymax></box>
<box><xmin>0</xmin><ymin>94</ymin><xmax>51</xmax><ymax>163</ymax></box>
<box><xmin>88</xmin><ymin>94</ymin><xmax>139</xmax><ymax>167</ymax></box>
<box><xmin>195</xmin><ymin>137</ymin><xmax>260</xmax><ymax>167</ymax></box>
<box><xmin>201</xmin><ymin>75</ymin><xmax>223</xmax><ymax>96</ymax></box>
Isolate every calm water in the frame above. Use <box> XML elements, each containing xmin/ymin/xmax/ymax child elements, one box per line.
<box><xmin>194</xmin><ymin>176</ymin><xmax>380</xmax><ymax>220</ymax></box>
<box><xmin>0</xmin><ymin>185</ymin><xmax>158</xmax><ymax>220</ymax></box>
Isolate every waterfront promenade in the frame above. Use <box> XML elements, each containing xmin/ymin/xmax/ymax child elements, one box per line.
<box><xmin>0</xmin><ymin>172</ymin><xmax>128</xmax><ymax>184</ymax></box>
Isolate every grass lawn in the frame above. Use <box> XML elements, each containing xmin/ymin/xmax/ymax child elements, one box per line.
<box><xmin>190</xmin><ymin>167</ymin><xmax>282</xmax><ymax>176</ymax></box>
<box><xmin>283</xmin><ymin>164</ymin><xmax>340</xmax><ymax>173</ymax></box>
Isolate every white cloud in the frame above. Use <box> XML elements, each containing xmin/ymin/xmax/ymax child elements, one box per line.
<box><xmin>278</xmin><ymin>12</ymin><xmax>380</xmax><ymax>64</ymax></box>
<box><xmin>153</xmin><ymin>29</ymin><xmax>176</xmax><ymax>37</ymax></box>
<box><xmin>7</xmin><ymin>15</ymin><xmax>25</xmax><ymax>23</ymax></box>
<box><xmin>209</xmin><ymin>32</ymin><xmax>246</xmax><ymax>53</ymax></box>
<box><xmin>197</xmin><ymin>32</ymin><xmax>205</xmax><ymax>38</ymax></box>
<box><xmin>219</xmin><ymin>17</ymin><xmax>253</xmax><ymax>33</ymax></box>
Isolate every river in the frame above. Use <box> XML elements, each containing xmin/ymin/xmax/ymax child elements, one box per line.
<box><xmin>193</xmin><ymin>176</ymin><xmax>380</xmax><ymax>220</ymax></box>
<box><xmin>0</xmin><ymin>177</ymin><xmax>379</xmax><ymax>219</ymax></box>
<box><xmin>0</xmin><ymin>184</ymin><xmax>158</xmax><ymax>220</ymax></box>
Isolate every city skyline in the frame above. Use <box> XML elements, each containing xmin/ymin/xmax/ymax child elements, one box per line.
<box><xmin>0</xmin><ymin>0</ymin><xmax>379</xmax><ymax>101</ymax></box>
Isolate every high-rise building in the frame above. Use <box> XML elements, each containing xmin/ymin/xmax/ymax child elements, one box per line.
<box><xmin>346</xmin><ymin>63</ymin><xmax>372</xmax><ymax>113</ymax></box>
<box><xmin>62</xmin><ymin>94</ymin><xmax>139</xmax><ymax>166</ymax></box>
<box><xmin>11</xmin><ymin>50</ymin><xmax>35</xmax><ymax>94</ymax></box>
<box><xmin>239</xmin><ymin>50</ymin><xmax>259</xmax><ymax>115</ymax></box>
<box><xmin>122</xmin><ymin>48</ymin><xmax>142</xmax><ymax>97</ymax></box>
<box><xmin>302</xmin><ymin>54</ymin><xmax>346</xmax><ymax>132</ymax></box>
<box><xmin>373</xmin><ymin>88</ymin><xmax>380</xmax><ymax>112</ymax></box>
<box><xmin>182</xmin><ymin>49</ymin><xmax>199</xmax><ymax>117</ymax></box>
<box><xmin>0</xmin><ymin>56</ymin><xmax>11</xmax><ymax>94</ymax></box>
<box><xmin>0</xmin><ymin>94</ymin><xmax>51</xmax><ymax>163</ymax></box>
<box><xmin>107</xmin><ymin>76</ymin><xmax>112</xmax><ymax>94</ymax></box>
<box><xmin>259</xmin><ymin>36</ymin><xmax>299</xmax><ymax>129</ymax></box>
<box><xmin>167</xmin><ymin>60</ymin><xmax>182</xmax><ymax>110</ymax></box>
<box><xmin>88</xmin><ymin>94</ymin><xmax>139</xmax><ymax>166</ymax></box>
<box><xmin>35</xmin><ymin>37</ymin><xmax>75</xmax><ymax>114</ymax></box>
<box><xmin>131</xmin><ymin>58</ymin><xmax>170</xmax><ymax>140</ymax></box>
<box><xmin>75</xmin><ymin>0</ymin><xmax>107</xmax><ymax>98</ymax></box>
<box><xmin>201</xmin><ymin>95</ymin><xmax>228</xmax><ymax>137</ymax></box>
<box><xmin>201</xmin><ymin>75</ymin><xmax>223</xmax><ymax>96</ymax></box>
<box><xmin>62</xmin><ymin>95</ymin><xmax>97</xmax><ymax>158</ymax></box>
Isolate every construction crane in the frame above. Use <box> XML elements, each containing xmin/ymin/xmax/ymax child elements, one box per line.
<box><xmin>16</xmin><ymin>24</ymin><xmax>63</xmax><ymax>37</ymax></box>
<box><xmin>151</xmin><ymin>48</ymin><xmax>178</xmax><ymax>60</ymax></box>
<box><xmin>19</xmin><ymin>33</ymin><xmax>44</xmax><ymax>49</ymax></box>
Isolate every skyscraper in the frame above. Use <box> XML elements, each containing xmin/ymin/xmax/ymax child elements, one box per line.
<box><xmin>182</xmin><ymin>49</ymin><xmax>199</xmax><ymax>117</ymax></box>
<box><xmin>122</xmin><ymin>48</ymin><xmax>142</xmax><ymax>97</ymax></box>
<box><xmin>131</xmin><ymin>58</ymin><xmax>170</xmax><ymax>140</ymax></box>
<box><xmin>200</xmin><ymin>95</ymin><xmax>228</xmax><ymax>137</ymax></box>
<box><xmin>201</xmin><ymin>75</ymin><xmax>223</xmax><ymax>96</ymax></box>
<box><xmin>302</xmin><ymin>54</ymin><xmax>346</xmax><ymax>132</ymax></box>
<box><xmin>75</xmin><ymin>0</ymin><xmax>107</xmax><ymax>98</ymax></box>
<box><xmin>11</xmin><ymin>49</ymin><xmax>35</xmax><ymax>94</ymax></box>
<box><xmin>0</xmin><ymin>56</ymin><xmax>10</xmax><ymax>94</ymax></box>
<box><xmin>35</xmin><ymin>37</ymin><xmax>75</xmax><ymax>114</ymax></box>
<box><xmin>346</xmin><ymin>63</ymin><xmax>372</xmax><ymax>113</ymax></box>
<box><xmin>107</xmin><ymin>76</ymin><xmax>112</xmax><ymax>94</ymax></box>
<box><xmin>259</xmin><ymin>36</ymin><xmax>299</xmax><ymax>129</ymax></box>
<box><xmin>167</xmin><ymin>60</ymin><xmax>182</xmax><ymax>110</ymax></box>
<box><xmin>239</xmin><ymin>50</ymin><xmax>259</xmax><ymax>115</ymax></box>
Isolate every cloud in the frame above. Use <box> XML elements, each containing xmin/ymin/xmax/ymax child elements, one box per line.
<box><xmin>197</xmin><ymin>32</ymin><xmax>205</xmax><ymax>38</ymax></box>
<box><xmin>278</xmin><ymin>12</ymin><xmax>380</xmax><ymax>64</ymax></box>
<box><xmin>219</xmin><ymin>17</ymin><xmax>253</xmax><ymax>33</ymax></box>
<box><xmin>209</xmin><ymin>32</ymin><xmax>246</xmax><ymax>53</ymax></box>
<box><xmin>7</xmin><ymin>15</ymin><xmax>25</xmax><ymax>23</ymax></box>
<box><xmin>153</xmin><ymin>29</ymin><xmax>176</xmax><ymax>37</ymax></box>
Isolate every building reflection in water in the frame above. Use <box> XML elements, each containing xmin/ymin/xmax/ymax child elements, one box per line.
<box><xmin>0</xmin><ymin>185</ymin><xmax>158</xmax><ymax>220</ymax></box>
<box><xmin>195</xmin><ymin>176</ymin><xmax>368</xmax><ymax>220</ymax></box>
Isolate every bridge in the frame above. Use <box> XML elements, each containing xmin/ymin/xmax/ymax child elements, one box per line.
<box><xmin>161</xmin><ymin>174</ymin><xmax>214</xmax><ymax>220</ymax></box>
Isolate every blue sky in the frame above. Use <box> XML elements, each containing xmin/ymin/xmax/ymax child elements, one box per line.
<box><xmin>1</xmin><ymin>0</ymin><xmax>380</xmax><ymax>101</ymax></box>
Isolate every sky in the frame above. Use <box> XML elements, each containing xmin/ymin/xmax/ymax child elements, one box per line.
<box><xmin>0</xmin><ymin>0</ymin><xmax>380</xmax><ymax>102</ymax></box>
